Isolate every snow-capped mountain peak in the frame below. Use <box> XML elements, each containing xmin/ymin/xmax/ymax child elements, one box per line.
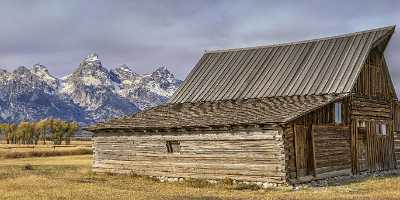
<box><xmin>116</xmin><ymin>64</ymin><xmax>133</xmax><ymax>72</ymax></box>
<box><xmin>0</xmin><ymin>53</ymin><xmax>182</xmax><ymax>124</ymax></box>
<box><xmin>67</xmin><ymin>53</ymin><xmax>114</xmax><ymax>88</ymax></box>
<box><xmin>114</xmin><ymin>64</ymin><xmax>137</xmax><ymax>76</ymax></box>
<box><xmin>31</xmin><ymin>64</ymin><xmax>59</xmax><ymax>88</ymax></box>
<box><xmin>84</xmin><ymin>53</ymin><xmax>100</xmax><ymax>62</ymax></box>
<box><xmin>0</xmin><ymin>69</ymin><xmax>11</xmax><ymax>83</ymax></box>
<box><xmin>151</xmin><ymin>66</ymin><xmax>177</xmax><ymax>83</ymax></box>
<box><xmin>14</xmin><ymin>66</ymin><xmax>31</xmax><ymax>74</ymax></box>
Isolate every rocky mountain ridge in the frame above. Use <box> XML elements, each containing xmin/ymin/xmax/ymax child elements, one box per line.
<box><xmin>0</xmin><ymin>53</ymin><xmax>182</xmax><ymax>124</ymax></box>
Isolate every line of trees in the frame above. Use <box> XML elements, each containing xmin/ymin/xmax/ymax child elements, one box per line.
<box><xmin>0</xmin><ymin>119</ymin><xmax>79</xmax><ymax>145</ymax></box>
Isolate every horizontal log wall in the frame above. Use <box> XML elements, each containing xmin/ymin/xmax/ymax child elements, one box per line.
<box><xmin>312</xmin><ymin>125</ymin><xmax>352</xmax><ymax>177</ymax></box>
<box><xmin>93</xmin><ymin>129</ymin><xmax>286</xmax><ymax>183</ymax></box>
<box><xmin>351</xmin><ymin>96</ymin><xmax>392</xmax><ymax>119</ymax></box>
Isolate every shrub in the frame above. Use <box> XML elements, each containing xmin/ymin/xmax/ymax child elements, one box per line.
<box><xmin>222</xmin><ymin>177</ymin><xmax>234</xmax><ymax>185</ymax></box>
<box><xmin>23</xmin><ymin>164</ymin><xmax>33</xmax><ymax>170</ymax></box>
<box><xmin>184</xmin><ymin>178</ymin><xmax>212</xmax><ymax>188</ymax></box>
<box><xmin>232</xmin><ymin>183</ymin><xmax>262</xmax><ymax>191</ymax></box>
<box><xmin>129</xmin><ymin>171</ymin><xmax>140</xmax><ymax>178</ymax></box>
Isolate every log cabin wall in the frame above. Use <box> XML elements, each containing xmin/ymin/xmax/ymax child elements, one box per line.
<box><xmin>350</xmin><ymin>48</ymin><xmax>397</xmax><ymax>174</ymax></box>
<box><xmin>92</xmin><ymin>127</ymin><xmax>287</xmax><ymax>183</ymax></box>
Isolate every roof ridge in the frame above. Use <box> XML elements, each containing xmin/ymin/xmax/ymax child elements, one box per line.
<box><xmin>206</xmin><ymin>25</ymin><xmax>395</xmax><ymax>53</ymax></box>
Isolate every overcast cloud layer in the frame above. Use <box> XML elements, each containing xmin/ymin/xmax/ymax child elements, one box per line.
<box><xmin>0</xmin><ymin>0</ymin><xmax>399</xmax><ymax>92</ymax></box>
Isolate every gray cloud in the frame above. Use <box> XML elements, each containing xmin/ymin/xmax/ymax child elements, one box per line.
<box><xmin>0</xmin><ymin>0</ymin><xmax>399</xmax><ymax>92</ymax></box>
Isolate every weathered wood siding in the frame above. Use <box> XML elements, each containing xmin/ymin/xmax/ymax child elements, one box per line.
<box><xmin>365</xmin><ymin>122</ymin><xmax>396</xmax><ymax>171</ymax></box>
<box><xmin>351</xmin><ymin>96</ymin><xmax>393</xmax><ymax>119</ymax></box>
<box><xmin>283</xmin><ymin>125</ymin><xmax>296</xmax><ymax>181</ymax></box>
<box><xmin>352</xmin><ymin>49</ymin><xmax>396</xmax><ymax>99</ymax></box>
<box><xmin>93</xmin><ymin>129</ymin><xmax>286</xmax><ymax>183</ymax></box>
<box><xmin>293</xmin><ymin>99</ymin><xmax>350</xmax><ymax>125</ymax></box>
<box><xmin>392</xmin><ymin>102</ymin><xmax>400</xmax><ymax>168</ymax></box>
<box><xmin>284</xmin><ymin>99</ymin><xmax>350</xmax><ymax>182</ymax></box>
<box><xmin>350</xmin><ymin>95</ymin><xmax>396</xmax><ymax>173</ymax></box>
<box><xmin>349</xmin><ymin>47</ymin><xmax>397</xmax><ymax>173</ymax></box>
<box><xmin>294</xmin><ymin>125</ymin><xmax>314</xmax><ymax>177</ymax></box>
<box><xmin>312</xmin><ymin>125</ymin><xmax>351</xmax><ymax>177</ymax></box>
<box><xmin>395</xmin><ymin>131</ymin><xmax>400</xmax><ymax>168</ymax></box>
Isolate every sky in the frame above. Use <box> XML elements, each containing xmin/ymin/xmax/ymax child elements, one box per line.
<box><xmin>0</xmin><ymin>0</ymin><xmax>399</xmax><ymax>91</ymax></box>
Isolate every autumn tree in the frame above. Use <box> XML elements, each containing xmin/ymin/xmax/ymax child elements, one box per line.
<box><xmin>1</xmin><ymin>119</ymin><xmax>79</xmax><ymax>145</ymax></box>
<box><xmin>65</xmin><ymin>121</ymin><xmax>78</xmax><ymax>145</ymax></box>
<box><xmin>35</xmin><ymin>119</ymin><xmax>48</xmax><ymax>144</ymax></box>
<box><xmin>0</xmin><ymin>124</ymin><xmax>7</xmax><ymax>144</ymax></box>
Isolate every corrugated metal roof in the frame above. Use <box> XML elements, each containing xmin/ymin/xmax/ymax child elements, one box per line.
<box><xmin>169</xmin><ymin>26</ymin><xmax>395</xmax><ymax>103</ymax></box>
<box><xmin>88</xmin><ymin>94</ymin><xmax>346</xmax><ymax>131</ymax></box>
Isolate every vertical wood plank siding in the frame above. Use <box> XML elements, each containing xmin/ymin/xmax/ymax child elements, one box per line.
<box><xmin>352</xmin><ymin>49</ymin><xmax>396</xmax><ymax>99</ymax></box>
<box><xmin>93</xmin><ymin>129</ymin><xmax>287</xmax><ymax>183</ymax></box>
<box><xmin>394</xmin><ymin>102</ymin><xmax>400</xmax><ymax>167</ymax></box>
<box><xmin>283</xmin><ymin>125</ymin><xmax>296</xmax><ymax>180</ymax></box>
<box><xmin>349</xmin><ymin>45</ymin><xmax>397</xmax><ymax>172</ymax></box>
<box><xmin>350</xmin><ymin>96</ymin><xmax>396</xmax><ymax>173</ymax></box>
<box><xmin>294</xmin><ymin>125</ymin><xmax>308</xmax><ymax>177</ymax></box>
<box><xmin>395</xmin><ymin>130</ymin><xmax>400</xmax><ymax>168</ymax></box>
<box><xmin>365</xmin><ymin>122</ymin><xmax>396</xmax><ymax>171</ymax></box>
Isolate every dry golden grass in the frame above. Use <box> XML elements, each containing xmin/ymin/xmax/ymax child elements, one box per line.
<box><xmin>0</xmin><ymin>155</ymin><xmax>399</xmax><ymax>200</ymax></box>
<box><xmin>0</xmin><ymin>142</ymin><xmax>92</xmax><ymax>159</ymax></box>
<box><xmin>0</xmin><ymin>140</ymin><xmax>92</xmax><ymax>145</ymax></box>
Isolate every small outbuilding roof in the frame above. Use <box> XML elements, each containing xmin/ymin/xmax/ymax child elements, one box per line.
<box><xmin>88</xmin><ymin>94</ymin><xmax>346</xmax><ymax>131</ymax></box>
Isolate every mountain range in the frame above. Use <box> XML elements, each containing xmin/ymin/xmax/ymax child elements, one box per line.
<box><xmin>0</xmin><ymin>53</ymin><xmax>182</xmax><ymax>124</ymax></box>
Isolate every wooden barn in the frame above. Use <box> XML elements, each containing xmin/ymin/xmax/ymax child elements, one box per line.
<box><xmin>87</xmin><ymin>26</ymin><xmax>400</xmax><ymax>185</ymax></box>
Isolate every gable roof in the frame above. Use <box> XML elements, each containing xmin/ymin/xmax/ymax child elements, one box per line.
<box><xmin>169</xmin><ymin>26</ymin><xmax>395</xmax><ymax>103</ymax></box>
<box><xmin>88</xmin><ymin>94</ymin><xmax>346</xmax><ymax>131</ymax></box>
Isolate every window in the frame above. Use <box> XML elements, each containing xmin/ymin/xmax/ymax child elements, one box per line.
<box><xmin>376</xmin><ymin>123</ymin><xmax>387</xmax><ymax>135</ymax></box>
<box><xmin>334</xmin><ymin>102</ymin><xmax>342</xmax><ymax>124</ymax></box>
<box><xmin>381</xmin><ymin>124</ymin><xmax>387</xmax><ymax>135</ymax></box>
<box><xmin>166</xmin><ymin>141</ymin><xmax>180</xmax><ymax>153</ymax></box>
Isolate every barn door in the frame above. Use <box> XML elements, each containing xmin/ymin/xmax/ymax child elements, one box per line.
<box><xmin>294</xmin><ymin>125</ymin><xmax>312</xmax><ymax>177</ymax></box>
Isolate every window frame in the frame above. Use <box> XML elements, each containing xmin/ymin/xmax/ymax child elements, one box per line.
<box><xmin>381</xmin><ymin>124</ymin><xmax>387</xmax><ymax>136</ymax></box>
<box><xmin>334</xmin><ymin>102</ymin><xmax>342</xmax><ymax>124</ymax></box>
<box><xmin>166</xmin><ymin>140</ymin><xmax>181</xmax><ymax>153</ymax></box>
<box><xmin>376</xmin><ymin>123</ymin><xmax>387</xmax><ymax>136</ymax></box>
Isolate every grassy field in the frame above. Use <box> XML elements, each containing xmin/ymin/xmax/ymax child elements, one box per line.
<box><xmin>0</xmin><ymin>155</ymin><xmax>399</xmax><ymax>200</ymax></box>
<box><xmin>0</xmin><ymin>141</ymin><xmax>92</xmax><ymax>159</ymax></box>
